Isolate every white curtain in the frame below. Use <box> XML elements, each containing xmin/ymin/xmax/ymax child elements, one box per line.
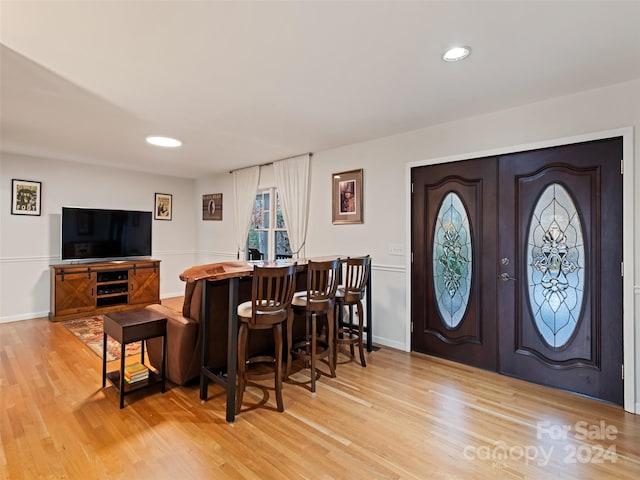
<box><xmin>232</xmin><ymin>166</ymin><xmax>260</xmax><ymax>259</ymax></box>
<box><xmin>274</xmin><ymin>154</ymin><xmax>310</xmax><ymax>258</ymax></box>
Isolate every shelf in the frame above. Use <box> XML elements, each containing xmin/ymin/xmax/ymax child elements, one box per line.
<box><xmin>97</xmin><ymin>270</ymin><xmax>128</xmax><ymax>283</ymax></box>
<box><xmin>106</xmin><ymin>369</ymin><xmax>163</xmax><ymax>394</ymax></box>
<box><xmin>97</xmin><ymin>295</ymin><xmax>128</xmax><ymax>307</ymax></box>
<box><xmin>97</xmin><ymin>292</ymin><xmax>128</xmax><ymax>298</ymax></box>
<box><xmin>99</xmin><ymin>280</ymin><xmax>129</xmax><ymax>286</ymax></box>
<box><xmin>96</xmin><ymin>284</ymin><xmax>128</xmax><ymax>296</ymax></box>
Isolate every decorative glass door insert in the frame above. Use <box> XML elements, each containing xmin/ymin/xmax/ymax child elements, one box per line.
<box><xmin>527</xmin><ymin>183</ymin><xmax>584</xmax><ymax>348</ymax></box>
<box><xmin>433</xmin><ymin>192</ymin><xmax>472</xmax><ymax>328</ymax></box>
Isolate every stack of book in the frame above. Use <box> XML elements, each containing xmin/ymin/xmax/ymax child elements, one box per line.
<box><xmin>124</xmin><ymin>362</ymin><xmax>149</xmax><ymax>384</ymax></box>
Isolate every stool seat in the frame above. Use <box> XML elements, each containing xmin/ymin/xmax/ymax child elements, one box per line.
<box><xmin>237</xmin><ymin>300</ymin><xmax>285</xmax><ymax>318</ymax></box>
<box><xmin>291</xmin><ymin>291</ymin><xmax>307</xmax><ymax>304</ymax></box>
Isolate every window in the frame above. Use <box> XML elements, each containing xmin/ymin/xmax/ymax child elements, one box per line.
<box><xmin>247</xmin><ymin>188</ymin><xmax>292</xmax><ymax>260</ymax></box>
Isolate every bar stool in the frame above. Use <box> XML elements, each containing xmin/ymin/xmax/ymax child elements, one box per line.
<box><xmin>236</xmin><ymin>263</ymin><xmax>297</xmax><ymax>414</ymax></box>
<box><xmin>286</xmin><ymin>258</ymin><xmax>340</xmax><ymax>393</ymax></box>
<box><xmin>334</xmin><ymin>255</ymin><xmax>371</xmax><ymax>368</ymax></box>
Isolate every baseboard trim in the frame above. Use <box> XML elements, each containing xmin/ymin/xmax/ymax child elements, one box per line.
<box><xmin>0</xmin><ymin>310</ymin><xmax>50</xmax><ymax>324</ymax></box>
<box><xmin>372</xmin><ymin>336</ymin><xmax>408</xmax><ymax>352</ymax></box>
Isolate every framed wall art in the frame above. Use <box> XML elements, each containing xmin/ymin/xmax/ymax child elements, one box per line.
<box><xmin>202</xmin><ymin>193</ymin><xmax>223</xmax><ymax>220</ymax></box>
<box><xmin>332</xmin><ymin>169</ymin><xmax>363</xmax><ymax>224</ymax></box>
<box><xmin>11</xmin><ymin>179</ymin><xmax>41</xmax><ymax>216</ymax></box>
<box><xmin>154</xmin><ymin>193</ymin><xmax>172</xmax><ymax>220</ymax></box>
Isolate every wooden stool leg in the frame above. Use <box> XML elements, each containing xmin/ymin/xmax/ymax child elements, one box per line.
<box><xmin>310</xmin><ymin>314</ymin><xmax>317</xmax><ymax>393</ymax></box>
<box><xmin>333</xmin><ymin>303</ymin><xmax>339</xmax><ymax>368</ymax></box>
<box><xmin>356</xmin><ymin>300</ymin><xmax>367</xmax><ymax>367</ymax></box>
<box><xmin>348</xmin><ymin>305</ymin><xmax>356</xmax><ymax>358</ymax></box>
<box><xmin>327</xmin><ymin>309</ymin><xmax>336</xmax><ymax>377</ymax></box>
<box><xmin>304</xmin><ymin>311</ymin><xmax>311</xmax><ymax>368</ymax></box>
<box><xmin>285</xmin><ymin>311</ymin><xmax>294</xmax><ymax>379</ymax></box>
<box><xmin>273</xmin><ymin>324</ymin><xmax>284</xmax><ymax>412</ymax></box>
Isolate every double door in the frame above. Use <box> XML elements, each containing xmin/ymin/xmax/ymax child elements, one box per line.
<box><xmin>411</xmin><ymin>138</ymin><xmax>623</xmax><ymax>404</ymax></box>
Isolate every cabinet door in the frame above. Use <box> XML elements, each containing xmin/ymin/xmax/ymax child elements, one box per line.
<box><xmin>54</xmin><ymin>271</ymin><xmax>95</xmax><ymax>316</ymax></box>
<box><xmin>129</xmin><ymin>263</ymin><xmax>160</xmax><ymax>305</ymax></box>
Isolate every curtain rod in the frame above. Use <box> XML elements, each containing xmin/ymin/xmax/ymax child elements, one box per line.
<box><xmin>228</xmin><ymin>152</ymin><xmax>313</xmax><ymax>174</ymax></box>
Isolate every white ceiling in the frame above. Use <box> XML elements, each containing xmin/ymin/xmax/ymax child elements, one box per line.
<box><xmin>1</xmin><ymin>1</ymin><xmax>639</xmax><ymax>178</ymax></box>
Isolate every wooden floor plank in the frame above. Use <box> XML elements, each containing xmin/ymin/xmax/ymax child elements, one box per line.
<box><xmin>1</xmin><ymin>300</ymin><xmax>639</xmax><ymax>479</ymax></box>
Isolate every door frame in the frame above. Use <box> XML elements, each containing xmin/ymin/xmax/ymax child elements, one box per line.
<box><xmin>405</xmin><ymin>127</ymin><xmax>636</xmax><ymax>414</ymax></box>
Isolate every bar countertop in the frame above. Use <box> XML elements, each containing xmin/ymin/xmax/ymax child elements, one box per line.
<box><xmin>179</xmin><ymin>261</ymin><xmax>256</xmax><ymax>282</ymax></box>
<box><xmin>179</xmin><ymin>256</ymin><xmax>341</xmax><ymax>283</ymax></box>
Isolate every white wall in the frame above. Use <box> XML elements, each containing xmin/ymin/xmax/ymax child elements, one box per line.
<box><xmin>0</xmin><ymin>154</ymin><xmax>198</xmax><ymax>321</ymax></box>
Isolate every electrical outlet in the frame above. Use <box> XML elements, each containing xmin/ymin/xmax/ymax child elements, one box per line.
<box><xmin>388</xmin><ymin>244</ymin><xmax>404</xmax><ymax>256</ymax></box>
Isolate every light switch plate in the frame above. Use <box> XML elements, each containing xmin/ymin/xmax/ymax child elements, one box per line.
<box><xmin>388</xmin><ymin>244</ymin><xmax>404</xmax><ymax>256</ymax></box>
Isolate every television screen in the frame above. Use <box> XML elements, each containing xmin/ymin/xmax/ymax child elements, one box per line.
<box><xmin>61</xmin><ymin>207</ymin><xmax>152</xmax><ymax>261</ymax></box>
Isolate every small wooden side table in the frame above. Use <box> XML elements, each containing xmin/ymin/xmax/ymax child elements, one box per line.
<box><xmin>102</xmin><ymin>309</ymin><xmax>167</xmax><ymax>408</ymax></box>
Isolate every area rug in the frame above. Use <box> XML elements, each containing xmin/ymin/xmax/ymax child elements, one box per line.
<box><xmin>62</xmin><ymin>316</ymin><xmax>142</xmax><ymax>362</ymax></box>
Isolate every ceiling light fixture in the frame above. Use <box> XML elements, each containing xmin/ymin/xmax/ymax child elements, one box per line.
<box><xmin>442</xmin><ymin>46</ymin><xmax>471</xmax><ymax>62</ymax></box>
<box><xmin>146</xmin><ymin>136</ymin><xmax>182</xmax><ymax>148</ymax></box>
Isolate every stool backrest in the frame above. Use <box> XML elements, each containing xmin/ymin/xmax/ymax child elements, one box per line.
<box><xmin>305</xmin><ymin>258</ymin><xmax>341</xmax><ymax>313</ymax></box>
<box><xmin>250</xmin><ymin>263</ymin><xmax>297</xmax><ymax>325</ymax></box>
<box><xmin>342</xmin><ymin>256</ymin><xmax>371</xmax><ymax>303</ymax></box>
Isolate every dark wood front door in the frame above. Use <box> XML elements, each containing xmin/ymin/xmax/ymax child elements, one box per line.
<box><xmin>411</xmin><ymin>156</ymin><xmax>498</xmax><ymax>370</ymax></box>
<box><xmin>498</xmin><ymin>138</ymin><xmax>623</xmax><ymax>404</ymax></box>
<box><xmin>411</xmin><ymin>138</ymin><xmax>623</xmax><ymax>404</ymax></box>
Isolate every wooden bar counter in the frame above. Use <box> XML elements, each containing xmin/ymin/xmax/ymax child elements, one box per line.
<box><xmin>180</xmin><ymin>257</ymin><xmax>371</xmax><ymax>423</ymax></box>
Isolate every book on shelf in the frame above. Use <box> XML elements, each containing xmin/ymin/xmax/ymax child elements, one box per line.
<box><xmin>124</xmin><ymin>362</ymin><xmax>147</xmax><ymax>375</ymax></box>
<box><xmin>124</xmin><ymin>374</ymin><xmax>148</xmax><ymax>384</ymax></box>
<box><xmin>124</xmin><ymin>362</ymin><xmax>149</xmax><ymax>383</ymax></box>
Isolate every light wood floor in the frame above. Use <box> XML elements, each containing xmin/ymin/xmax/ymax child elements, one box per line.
<box><xmin>1</xmin><ymin>298</ymin><xmax>639</xmax><ymax>479</ymax></box>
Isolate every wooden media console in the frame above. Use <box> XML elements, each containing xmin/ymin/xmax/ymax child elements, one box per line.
<box><xmin>49</xmin><ymin>260</ymin><xmax>160</xmax><ymax>322</ymax></box>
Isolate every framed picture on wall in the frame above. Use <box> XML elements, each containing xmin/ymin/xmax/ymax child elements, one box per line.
<box><xmin>332</xmin><ymin>169</ymin><xmax>363</xmax><ymax>224</ymax></box>
<box><xmin>11</xmin><ymin>179</ymin><xmax>41</xmax><ymax>216</ymax></box>
<box><xmin>154</xmin><ymin>193</ymin><xmax>172</xmax><ymax>220</ymax></box>
<box><xmin>202</xmin><ymin>193</ymin><xmax>223</xmax><ymax>220</ymax></box>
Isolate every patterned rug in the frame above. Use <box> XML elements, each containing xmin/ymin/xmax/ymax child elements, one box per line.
<box><xmin>62</xmin><ymin>316</ymin><xmax>142</xmax><ymax>362</ymax></box>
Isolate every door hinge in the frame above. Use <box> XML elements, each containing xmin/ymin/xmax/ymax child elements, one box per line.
<box><xmin>621</xmin><ymin>159</ymin><xmax>624</xmax><ymax>174</ymax></box>
<box><xmin>621</xmin><ymin>261</ymin><xmax>624</xmax><ymax>277</ymax></box>
<box><xmin>621</xmin><ymin>364</ymin><xmax>624</xmax><ymax>380</ymax></box>
<box><xmin>411</xmin><ymin>252</ymin><xmax>414</xmax><ymax>263</ymax></box>
<box><xmin>411</xmin><ymin>321</ymin><xmax>414</xmax><ymax>333</ymax></box>
<box><xmin>411</xmin><ymin>182</ymin><xmax>414</xmax><ymax>194</ymax></box>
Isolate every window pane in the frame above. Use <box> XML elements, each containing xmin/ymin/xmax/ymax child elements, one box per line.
<box><xmin>247</xmin><ymin>231</ymin><xmax>268</xmax><ymax>259</ymax></box>
<box><xmin>263</xmin><ymin>192</ymin><xmax>270</xmax><ymax>228</ymax></box>
<box><xmin>276</xmin><ymin>194</ymin><xmax>286</xmax><ymax>228</ymax></box>
<box><xmin>246</xmin><ymin>188</ymin><xmax>289</xmax><ymax>261</ymax></box>
<box><xmin>275</xmin><ymin>230</ymin><xmax>292</xmax><ymax>258</ymax></box>
<box><xmin>252</xmin><ymin>194</ymin><xmax>266</xmax><ymax>229</ymax></box>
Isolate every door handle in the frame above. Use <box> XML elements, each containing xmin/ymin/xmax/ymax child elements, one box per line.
<box><xmin>498</xmin><ymin>272</ymin><xmax>517</xmax><ymax>282</ymax></box>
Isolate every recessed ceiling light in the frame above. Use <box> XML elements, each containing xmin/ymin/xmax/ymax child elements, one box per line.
<box><xmin>146</xmin><ymin>136</ymin><xmax>182</xmax><ymax>148</ymax></box>
<box><xmin>442</xmin><ymin>46</ymin><xmax>471</xmax><ymax>62</ymax></box>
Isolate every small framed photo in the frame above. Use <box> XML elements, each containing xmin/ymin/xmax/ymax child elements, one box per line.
<box><xmin>154</xmin><ymin>193</ymin><xmax>172</xmax><ymax>220</ymax></box>
<box><xmin>11</xmin><ymin>179</ymin><xmax>42</xmax><ymax>216</ymax></box>
<box><xmin>332</xmin><ymin>169</ymin><xmax>363</xmax><ymax>224</ymax></box>
<box><xmin>202</xmin><ymin>193</ymin><xmax>223</xmax><ymax>220</ymax></box>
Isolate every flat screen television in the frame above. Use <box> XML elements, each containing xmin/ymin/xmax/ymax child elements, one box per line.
<box><xmin>61</xmin><ymin>207</ymin><xmax>152</xmax><ymax>261</ymax></box>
